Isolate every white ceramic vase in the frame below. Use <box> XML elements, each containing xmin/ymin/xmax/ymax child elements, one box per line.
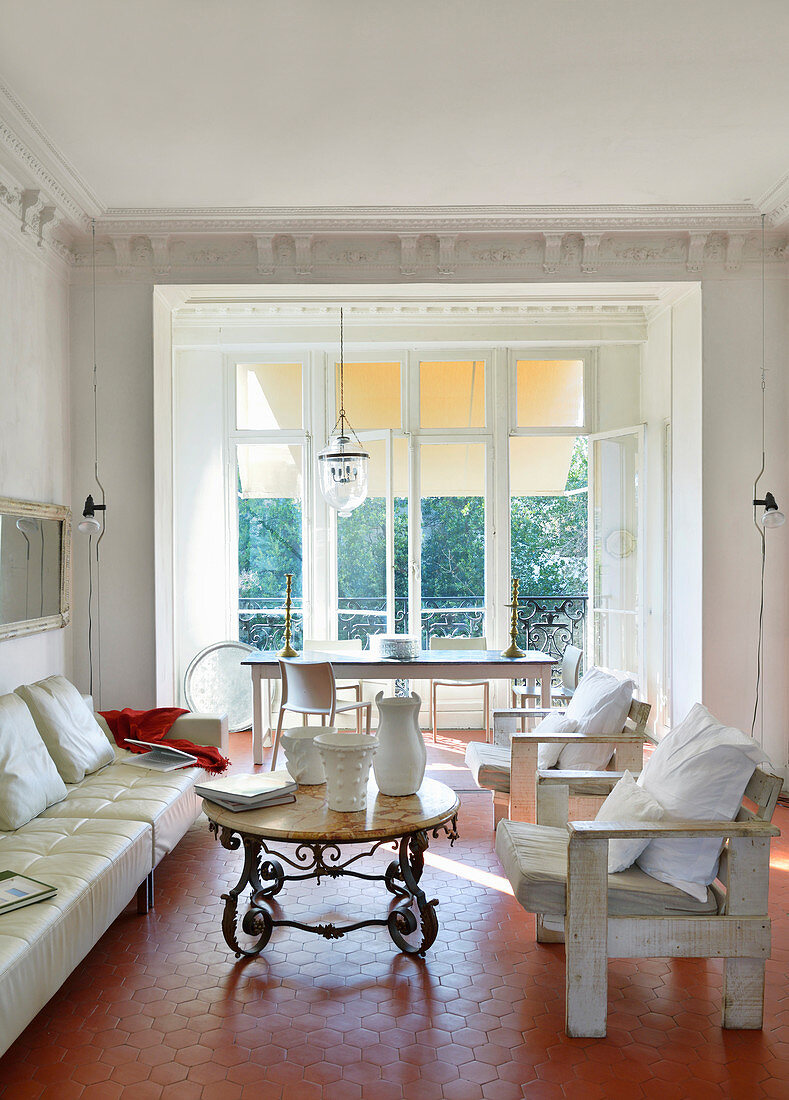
<box><xmin>281</xmin><ymin>726</ymin><xmax>330</xmax><ymax>785</ymax></box>
<box><xmin>314</xmin><ymin>732</ymin><xmax>379</xmax><ymax>812</ymax></box>
<box><xmin>372</xmin><ymin>692</ymin><xmax>426</xmax><ymax>796</ymax></box>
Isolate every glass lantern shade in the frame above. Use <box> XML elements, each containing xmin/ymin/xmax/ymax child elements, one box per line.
<box><xmin>317</xmin><ymin>434</ymin><xmax>370</xmax><ymax>517</ymax></box>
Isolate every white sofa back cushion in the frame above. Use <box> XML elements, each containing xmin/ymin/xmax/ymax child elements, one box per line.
<box><xmin>636</xmin><ymin>703</ymin><xmax>770</xmax><ymax>901</ymax></box>
<box><xmin>0</xmin><ymin>694</ymin><xmax>67</xmax><ymax>829</ymax></box>
<box><xmin>594</xmin><ymin>770</ymin><xmax>666</xmax><ymax>873</ymax></box>
<box><xmin>15</xmin><ymin>676</ymin><xmax>115</xmax><ymax>784</ymax></box>
<box><xmin>556</xmin><ymin>666</ymin><xmax>634</xmax><ymax>770</ymax></box>
<box><xmin>534</xmin><ymin>712</ymin><xmax>579</xmax><ymax>769</ymax></box>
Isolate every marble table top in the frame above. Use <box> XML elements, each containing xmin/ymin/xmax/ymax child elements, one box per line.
<box><xmin>242</xmin><ymin>648</ymin><xmax>554</xmax><ymax>672</ymax></box>
<box><xmin>202</xmin><ymin>776</ymin><xmax>460</xmax><ymax>843</ymax></box>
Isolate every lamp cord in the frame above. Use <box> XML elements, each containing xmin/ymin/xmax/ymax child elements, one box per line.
<box><xmin>751</xmin><ymin>214</ymin><xmax>767</xmax><ymax>743</ymax></box>
<box><xmin>87</xmin><ymin>218</ymin><xmax>106</xmax><ymax>707</ymax></box>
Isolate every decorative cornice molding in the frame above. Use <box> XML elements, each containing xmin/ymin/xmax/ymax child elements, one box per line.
<box><xmin>0</xmin><ymin>82</ymin><xmax>95</xmax><ymax>230</ymax></box>
<box><xmin>94</xmin><ymin>202</ymin><xmax>771</xmax><ymax>237</ymax></box>
<box><xmin>758</xmin><ymin>173</ymin><xmax>789</xmax><ymax>227</ymax></box>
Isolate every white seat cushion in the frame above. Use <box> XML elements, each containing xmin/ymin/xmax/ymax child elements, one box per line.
<box><xmin>0</xmin><ymin>694</ymin><xmax>67</xmax><ymax>829</ymax></box>
<box><xmin>636</xmin><ymin>703</ymin><xmax>770</xmax><ymax>901</ymax></box>
<box><xmin>38</xmin><ymin>750</ymin><xmax>200</xmax><ymax>866</ymax></box>
<box><xmin>557</xmin><ymin>666</ymin><xmax>634</xmax><ymax>770</ymax></box>
<box><xmin>0</xmin><ymin>816</ymin><xmax>151</xmax><ymax>1056</ymax></box>
<box><xmin>15</xmin><ymin>676</ymin><xmax>114</xmax><ymax>783</ymax></box>
<box><xmin>495</xmin><ymin>820</ymin><xmax>719</xmax><ymax>917</ymax></box>
<box><xmin>465</xmin><ymin>742</ymin><xmax>511</xmax><ymax>793</ymax></box>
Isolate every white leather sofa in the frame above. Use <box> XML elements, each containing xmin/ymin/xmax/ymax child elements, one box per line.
<box><xmin>0</xmin><ymin>677</ymin><xmax>228</xmax><ymax>1056</ymax></box>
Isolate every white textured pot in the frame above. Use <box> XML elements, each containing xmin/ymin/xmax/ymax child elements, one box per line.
<box><xmin>315</xmin><ymin>732</ymin><xmax>379</xmax><ymax>812</ymax></box>
<box><xmin>282</xmin><ymin>726</ymin><xmax>330</xmax><ymax>785</ymax></box>
<box><xmin>372</xmin><ymin>692</ymin><xmax>426</xmax><ymax>796</ymax></box>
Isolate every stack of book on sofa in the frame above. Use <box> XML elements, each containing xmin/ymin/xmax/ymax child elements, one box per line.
<box><xmin>195</xmin><ymin>770</ymin><xmax>297</xmax><ymax>812</ymax></box>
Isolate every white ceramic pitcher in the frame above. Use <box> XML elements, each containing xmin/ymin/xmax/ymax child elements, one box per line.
<box><xmin>372</xmin><ymin>692</ymin><xmax>426</xmax><ymax>796</ymax></box>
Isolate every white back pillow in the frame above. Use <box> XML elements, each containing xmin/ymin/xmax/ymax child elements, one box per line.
<box><xmin>0</xmin><ymin>693</ymin><xmax>67</xmax><ymax>829</ymax></box>
<box><xmin>533</xmin><ymin>711</ymin><xmax>579</xmax><ymax>770</ymax></box>
<box><xmin>594</xmin><ymin>770</ymin><xmax>665</xmax><ymax>873</ymax></box>
<box><xmin>15</xmin><ymin>676</ymin><xmax>114</xmax><ymax>784</ymax></box>
<box><xmin>636</xmin><ymin>703</ymin><xmax>770</xmax><ymax>901</ymax></box>
<box><xmin>557</xmin><ymin>666</ymin><xmax>634</xmax><ymax>770</ymax></box>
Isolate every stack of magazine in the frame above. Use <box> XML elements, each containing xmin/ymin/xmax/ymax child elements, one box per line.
<box><xmin>0</xmin><ymin>870</ymin><xmax>57</xmax><ymax>916</ymax></box>
<box><xmin>195</xmin><ymin>770</ymin><xmax>297</xmax><ymax>812</ymax></box>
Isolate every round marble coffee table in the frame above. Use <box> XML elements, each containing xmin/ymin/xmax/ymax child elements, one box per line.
<box><xmin>204</xmin><ymin>777</ymin><xmax>460</xmax><ymax>958</ymax></box>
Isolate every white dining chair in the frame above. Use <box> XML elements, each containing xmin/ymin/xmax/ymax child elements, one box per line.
<box><xmin>512</xmin><ymin>642</ymin><xmax>582</xmax><ymax>714</ymax></box>
<box><xmin>271</xmin><ymin>659</ymin><xmax>373</xmax><ymax>769</ymax></box>
<box><xmin>429</xmin><ymin>635</ymin><xmax>490</xmax><ymax>743</ymax></box>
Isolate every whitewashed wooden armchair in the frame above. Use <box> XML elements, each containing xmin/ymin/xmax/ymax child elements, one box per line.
<box><xmin>465</xmin><ymin>698</ymin><xmax>650</xmax><ymax>829</ymax></box>
<box><xmin>496</xmin><ymin>766</ymin><xmax>781</xmax><ymax>1037</ymax></box>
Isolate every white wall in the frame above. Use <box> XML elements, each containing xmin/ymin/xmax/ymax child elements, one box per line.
<box><xmin>0</xmin><ymin>224</ymin><xmax>71</xmax><ymax>692</ymax></box>
<box><xmin>70</xmin><ymin>284</ymin><xmax>156</xmax><ymax>709</ymax></box>
<box><xmin>700</xmin><ymin>275</ymin><xmax>789</xmax><ymax>772</ymax></box>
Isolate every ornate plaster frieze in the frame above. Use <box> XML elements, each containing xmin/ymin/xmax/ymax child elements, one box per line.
<box><xmin>0</xmin><ymin>163</ymin><xmax>71</xmax><ymax>264</ymax></box>
<box><xmin>66</xmin><ymin>226</ymin><xmax>789</xmax><ymax>284</ymax></box>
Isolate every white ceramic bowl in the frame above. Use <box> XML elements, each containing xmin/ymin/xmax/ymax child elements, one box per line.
<box><xmin>314</xmin><ymin>732</ymin><xmax>379</xmax><ymax>812</ymax></box>
<box><xmin>281</xmin><ymin>726</ymin><xmax>331</xmax><ymax>785</ymax></box>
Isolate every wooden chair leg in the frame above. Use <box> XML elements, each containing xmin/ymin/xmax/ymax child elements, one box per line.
<box><xmin>723</xmin><ymin>958</ymin><xmax>766</xmax><ymax>1029</ymax></box>
<box><xmin>483</xmin><ymin>681</ymin><xmax>490</xmax><ymax>743</ymax></box>
<box><xmin>492</xmin><ymin>791</ymin><xmax>509</xmax><ymax>830</ymax></box>
<box><xmin>565</xmin><ymin>837</ymin><xmax>608</xmax><ymax>1037</ymax></box>
<box><xmin>365</xmin><ymin>703</ymin><xmax>371</xmax><ymax>735</ymax></box>
<box><xmin>432</xmin><ymin>682</ymin><xmax>438</xmax><ymax>742</ymax></box>
<box><xmin>271</xmin><ymin>706</ymin><xmax>287</xmax><ymax>769</ymax></box>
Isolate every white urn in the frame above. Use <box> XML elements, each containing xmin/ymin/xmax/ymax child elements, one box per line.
<box><xmin>372</xmin><ymin>692</ymin><xmax>426</xmax><ymax>796</ymax></box>
<box><xmin>314</xmin><ymin>732</ymin><xmax>379</xmax><ymax>812</ymax></box>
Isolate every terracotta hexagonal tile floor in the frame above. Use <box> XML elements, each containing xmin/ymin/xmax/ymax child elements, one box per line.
<box><xmin>1</xmin><ymin>729</ymin><xmax>787</xmax><ymax>1099</ymax></box>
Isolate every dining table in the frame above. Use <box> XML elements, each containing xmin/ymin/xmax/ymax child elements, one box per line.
<box><xmin>242</xmin><ymin>648</ymin><xmax>556</xmax><ymax>765</ymax></box>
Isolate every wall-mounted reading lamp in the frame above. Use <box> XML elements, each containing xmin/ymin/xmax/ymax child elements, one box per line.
<box><xmin>77</xmin><ymin>493</ymin><xmax>107</xmax><ymax>535</ymax></box>
<box><xmin>753</xmin><ymin>491</ymin><xmax>785</xmax><ymax>529</ymax></box>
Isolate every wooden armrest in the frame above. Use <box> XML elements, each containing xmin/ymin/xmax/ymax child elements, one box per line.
<box><xmin>537</xmin><ymin>769</ymin><xmax>627</xmax><ymax>786</ymax></box>
<box><xmin>567</xmin><ymin>819</ymin><xmax>781</xmax><ymax>841</ymax></box>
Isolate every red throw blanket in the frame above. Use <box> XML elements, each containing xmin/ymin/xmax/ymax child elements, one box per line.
<box><xmin>100</xmin><ymin>707</ymin><xmax>230</xmax><ymax>774</ymax></box>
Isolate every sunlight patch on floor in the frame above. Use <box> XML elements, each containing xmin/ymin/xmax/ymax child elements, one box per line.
<box><xmin>423</xmin><ymin>851</ymin><xmax>514</xmax><ymax>895</ymax></box>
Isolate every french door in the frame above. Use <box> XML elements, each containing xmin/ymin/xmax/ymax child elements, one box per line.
<box><xmin>588</xmin><ymin>426</ymin><xmax>645</xmax><ymax>688</ymax></box>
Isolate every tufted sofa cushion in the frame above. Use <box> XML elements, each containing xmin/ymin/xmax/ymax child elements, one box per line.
<box><xmin>38</xmin><ymin>750</ymin><xmax>201</xmax><ymax>865</ymax></box>
<box><xmin>0</xmin><ymin>817</ymin><xmax>151</xmax><ymax>1055</ymax></box>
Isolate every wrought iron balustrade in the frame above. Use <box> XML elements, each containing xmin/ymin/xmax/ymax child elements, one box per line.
<box><xmin>239</xmin><ymin>597</ymin><xmax>304</xmax><ymax>651</ymax></box>
<box><xmin>239</xmin><ymin>593</ymin><xmax>587</xmax><ymax>668</ymax></box>
<box><xmin>515</xmin><ymin>594</ymin><xmax>587</xmax><ymax>669</ymax></box>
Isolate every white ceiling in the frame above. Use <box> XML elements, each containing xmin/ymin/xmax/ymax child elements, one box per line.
<box><xmin>1</xmin><ymin>0</ymin><xmax>788</xmax><ymax>212</ymax></box>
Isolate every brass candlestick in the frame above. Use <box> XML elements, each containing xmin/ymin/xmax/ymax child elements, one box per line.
<box><xmin>501</xmin><ymin>577</ymin><xmax>525</xmax><ymax>659</ymax></box>
<box><xmin>278</xmin><ymin>573</ymin><xmax>299</xmax><ymax>657</ymax></box>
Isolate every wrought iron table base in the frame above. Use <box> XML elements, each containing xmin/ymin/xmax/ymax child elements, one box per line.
<box><xmin>210</xmin><ymin>817</ymin><xmax>459</xmax><ymax>958</ymax></box>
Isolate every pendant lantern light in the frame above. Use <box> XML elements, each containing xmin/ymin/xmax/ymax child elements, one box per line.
<box><xmin>317</xmin><ymin>308</ymin><xmax>370</xmax><ymax>517</ymax></box>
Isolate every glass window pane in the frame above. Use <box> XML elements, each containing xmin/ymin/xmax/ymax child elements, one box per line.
<box><xmin>335</xmin><ymin>362</ymin><xmax>401</xmax><ymax>429</ymax></box>
<box><xmin>510</xmin><ymin>436</ymin><xmax>588</xmax><ymax>656</ymax></box>
<box><xmin>236</xmin><ymin>363</ymin><xmax>302</xmax><ymax>429</ymax></box>
<box><xmin>516</xmin><ymin>359</ymin><xmax>583</xmax><ymax>427</ymax></box>
<box><xmin>337</xmin><ymin>439</ymin><xmax>387</xmax><ymax>645</ymax></box>
<box><xmin>237</xmin><ymin>444</ymin><xmax>303</xmax><ymax>650</ymax></box>
<box><xmin>420</xmin><ymin>443</ymin><xmax>486</xmax><ymax>648</ymax></box>
<box><xmin>420</xmin><ymin>361</ymin><xmax>485</xmax><ymax>428</ymax></box>
<box><xmin>336</xmin><ymin>438</ymin><xmax>410</xmax><ymax>644</ymax></box>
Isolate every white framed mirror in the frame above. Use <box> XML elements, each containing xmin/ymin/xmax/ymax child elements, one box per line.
<box><xmin>0</xmin><ymin>496</ymin><xmax>71</xmax><ymax>641</ymax></box>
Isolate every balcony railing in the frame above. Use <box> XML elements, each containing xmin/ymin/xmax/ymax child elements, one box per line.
<box><xmin>239</xmin><ymin>593</ymin><xmax>587</xmax><ymax>669</ymax></box>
